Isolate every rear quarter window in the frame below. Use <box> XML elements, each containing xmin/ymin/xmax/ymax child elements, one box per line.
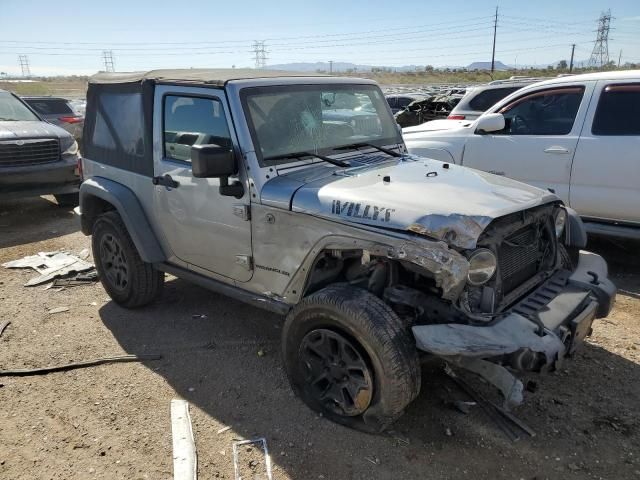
<box><xmin>25</xmin><ymin>99</ymin><xmax>74</xmax><ymax>115</ymax></box>
<box><xmin>592</xmin><ymin>84</ymin><xmax>640</xmax><ymax>135</ymax></box>
<box><xmin>468</xmin><ymin>87</ymin><xmax>522</xmax><ymax>112</ymax></box>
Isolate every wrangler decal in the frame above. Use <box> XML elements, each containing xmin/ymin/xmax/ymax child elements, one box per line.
<box><xmin>331</xmin><ymin>200</ymin><xmax>395</xmax><ymax>222</ymax></box>
<box><xmin>255</xmin><ymin>264</ymin><xmax>291</xmax><ymax>277</ymax></box>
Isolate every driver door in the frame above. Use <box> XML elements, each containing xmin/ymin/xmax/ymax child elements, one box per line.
<box><xmin>153</xmin><ymin>85</ymin><xmax>252</xmax><ymax>282</ymax></box>
<box><xmin>461</xmin><ymin>84</ymin><xmax>592</xmax><ymax>203</ymax></box>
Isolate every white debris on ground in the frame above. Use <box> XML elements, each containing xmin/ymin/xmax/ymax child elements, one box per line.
<box><xmin>2</xmin><ymin>251</ymin><xmax>94</xmax><ymax>286</ymax></box>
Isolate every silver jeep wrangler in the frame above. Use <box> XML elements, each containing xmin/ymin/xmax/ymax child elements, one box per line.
<box><xmin>78</xmin><ymin>69</ymin><xmax>616</xmax><ymax>433</ymax></box>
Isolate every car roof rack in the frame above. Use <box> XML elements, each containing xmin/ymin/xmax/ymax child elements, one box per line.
<box><xmin>488</xmin><ymin>76</ymin><xmax>552</xmax><ymax>85</ymax></box>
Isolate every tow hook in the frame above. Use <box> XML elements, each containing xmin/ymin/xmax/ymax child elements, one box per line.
<box><xmin>587</xmin><ymin>271</ymin><xmax>600</xmax><ymax>285</ymax></box>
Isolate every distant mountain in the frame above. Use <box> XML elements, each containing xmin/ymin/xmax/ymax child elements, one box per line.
<box><xmin>267</xmin><ymin>62</ymin><xmax>429</xmax><ymax>73</ymax></box>
<box><xmin>267</xmin><ymin>62</ymin><xmax>364</xmax><ymax>72</ymax></box>
<box><xmin>466</xmin><ymin>61</ymin><xmax>510</xmax><ymax>71</ymax></box>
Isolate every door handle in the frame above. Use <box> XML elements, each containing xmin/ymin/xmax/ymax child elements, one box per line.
<box><xmin>152</xmin><ymin>174</ymin><xmax>179</xmax><ymax>188</ymax></box>
<box><xmin>544</xmin><ymin>146</ymin><xmax>570</xmax><ymax>154</ymax></box>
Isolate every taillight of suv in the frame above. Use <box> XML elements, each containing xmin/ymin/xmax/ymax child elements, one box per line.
<box><xmin>76</xmin><ymin>156</ymin><xmax>84</xmax><ymax>181</ymax></box>
<box><xmin>58</xmin><ymin>116</ymin><xmax>83</xmax><ymax>124</ymax></box>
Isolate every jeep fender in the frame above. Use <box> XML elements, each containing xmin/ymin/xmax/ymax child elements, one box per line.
<box><xmin>79</xmin><ymin>177</ymin><xmax>166</xmax><ymax>263</ymax></box>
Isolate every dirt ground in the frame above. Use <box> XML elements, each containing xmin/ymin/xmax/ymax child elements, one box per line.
<box><xmin>1</xmin><ymin>196</ymin><xmax>639</xmax><ymax>480</ymax></box>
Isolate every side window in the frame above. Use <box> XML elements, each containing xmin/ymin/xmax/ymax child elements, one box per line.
<box><xmin>397</xmin><ymin>97</ymin><xmax>414</xmax><ymax>109</ymax></box>
<box><xmin>386</xmin><ymin>96</ymin><xmax>397</xmax><ymax>109</ymax></box>
<box><xmin>592</xmin><ymin>84</ymin><xmax>640</xmax><ymax>135</ymax></box>
<box><xmin>468</xmin><ymin>87</ymin><xmax>521</xmax><ymax>112</ymax></box>
<box><xmin>497</xmin><ymin>87</ymin><xmax>584</xmax><ymax>135</ymax></box>
<box><xmin>163</xmin><ymin>95</ymin><xmax>231</xmax><ymax>162</ymax></box>
<box><xmin>91</xmin><ymin>92</ymin><xmax>145</xmax><ymax>156</ymax></box>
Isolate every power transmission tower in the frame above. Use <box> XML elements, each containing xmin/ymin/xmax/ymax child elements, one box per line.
<box><xmin>490</xmin><ymin>6</ymin><xmax>498</xmax><ymax>74</ymax></box>
<box><xmin>102</xmin><ymin>50</ymin><xmax>115</xmax><ymax>72</ymax></box>
<box><xmin>18</xmin><ymin>55</ymin><xmax>31</xmax><ymax>77</ymax></box>
<box><xmin>252</xmin><ymin>41</ymin><xmax>268</xmax><ymax>69</ymax></box>
<box><xmin>588</xmin><ymin>10</ymin><xmax>611</xmax><ymax>68</ymax></box>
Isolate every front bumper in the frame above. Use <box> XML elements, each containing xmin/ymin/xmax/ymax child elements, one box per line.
<box><xmin>412</xmin><ymin>250</ymin><xmax>616</xmax><ymax>405</ymax></box>
<box><xmin>0</xmin><ymin>154</ymin><xmax>80</xmax><ymax>200</ymax></box>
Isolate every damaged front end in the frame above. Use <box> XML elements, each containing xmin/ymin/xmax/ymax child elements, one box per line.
<box><xmin>390</xmin><ymin>205</ymin><xmax>617</xmax><ymax>408</ymax></box>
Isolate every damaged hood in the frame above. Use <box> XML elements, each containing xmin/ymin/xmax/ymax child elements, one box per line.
<box><xmin>289</xmin><ymin>158</ymin><xmax>557</xmax><ymax>249</ymax></box>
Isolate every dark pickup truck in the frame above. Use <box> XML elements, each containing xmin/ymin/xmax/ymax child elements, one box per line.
<box><xmin>0</xmin><ymin>89</ymin><xmax>81</xmax><ymax>205</ymax></box>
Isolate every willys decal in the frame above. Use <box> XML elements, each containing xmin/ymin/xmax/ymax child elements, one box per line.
<box><xmin>331</xmin><ymin>200</ymin><xmax>395</xmax><ymax>222</ymax></box>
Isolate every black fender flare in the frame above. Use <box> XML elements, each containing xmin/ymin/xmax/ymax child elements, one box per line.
<box><xmin>79</xmin><ymin>177</ymin><xmax>166</xmax><ymax>263</ymax></box>
<box><xmin>564</xmin><ymin>207</ymin><xmax>588</xmax><ymax>249</ymax></box>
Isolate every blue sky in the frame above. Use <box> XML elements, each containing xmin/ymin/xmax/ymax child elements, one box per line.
<box><xmin>0</xmin><ymin>0</ymin><xmax>638</xmax><ymax>75</ymax></box>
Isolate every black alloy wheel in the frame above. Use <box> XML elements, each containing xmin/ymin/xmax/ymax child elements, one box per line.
<box><xmin>299</xmin><ymin>328</ymin><xmax>373</xmax><ymax>417</ymax></box>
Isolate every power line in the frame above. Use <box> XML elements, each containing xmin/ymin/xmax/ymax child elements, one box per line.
<box><xmin>0</xmin><ymin>16</ymin><xmax>494</xmax><ymax>47</ymax></box>
<box><xmin>588</xmin><ymin>10</ymin><xmax>612</xmax><ymax>68</ymax></box>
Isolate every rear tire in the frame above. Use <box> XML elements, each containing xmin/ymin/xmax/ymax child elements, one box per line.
<box><xmin>282</xmin><ymin>284</ymin><xmax>421</xmax><ymax>433</ymax></box>
<box><xmin>92</xmin><ymin>211</ymin><xmax>164</xmax><ymax>308</ymax></box>
<box><xmin>53</xmin><ymin>192</ymin><xmax>79</xmax><ymax>207</ymax></box>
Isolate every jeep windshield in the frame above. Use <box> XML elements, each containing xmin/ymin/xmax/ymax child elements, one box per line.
<box><xmin>241</xmin><ymin>84</ymin><xmax>401</xmax><ymax>166</ymax></box>
<box><xmin>0</xmin><ymin>91</ymin><xmax>40</xmax><ymax>122</ymax></box>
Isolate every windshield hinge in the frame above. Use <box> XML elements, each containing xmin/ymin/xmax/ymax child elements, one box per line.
<box><xmin>233</xmin><ymin>204</ymin><xmax>251</xmax><ymax>221</ymax></box>
<box><xmin>235</xmin><ymin>255</ymin><xmax>253</xmax><ymax>270</ymax></box>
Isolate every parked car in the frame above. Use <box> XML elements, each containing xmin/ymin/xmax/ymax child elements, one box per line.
<box><xmin>0</xmin><ymin>89</ymin><xmax>81</xmax><ymax>205</ymax></box>
<box><xmin>78</xmin><ymin>69</ymin><xmax>614</xmax><ymax>433</ymax></box>
<box><xmin>447</xmin><ymin>77</ymin><xmax>545</xmax><ymax>120</ymax></box>
<box><xmin>394</xmin><ymin>91</ymin><xmax>465</xmax><ymax>128</ymax></box>
<box><xmin>404</xmin><ymin>70</ymin><xmax>640</xmax><ymax>240</ymax></box>
<box><xmin>385</xmin><ymin>93</ymin><xmax>429</xmax><ymax>114</ymax></box>
<box><xmin>22</xmin><ymin>96</ymin><xmax>84</xmax><ymax>146</ymax></box>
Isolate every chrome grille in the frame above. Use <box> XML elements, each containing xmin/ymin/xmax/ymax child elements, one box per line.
<box><xmin>0</xmin><ymin>139</ymin><xmax>60</xmax><ymax>167</ymax></box>
<box><xmin>498</xmin><ymin>224</ymin><xmax>545</xmax><ymax>294</ymax></box>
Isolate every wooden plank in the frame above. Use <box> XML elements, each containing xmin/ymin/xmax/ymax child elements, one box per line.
<box><xmin>171</xmin><ymin>399</ymin><xmax>197</xmax><ymax>480</ymax></box>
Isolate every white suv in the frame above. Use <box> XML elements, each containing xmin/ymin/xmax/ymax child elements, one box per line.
<box><xmin>447</xmin><ymin>77</ymin><xmax>543</xmax><ymax>120</ymax></box>
<box><xmin>404</xmin><ymin>70</ymin><xmax>640</xmax><ymax>240</ymax></box>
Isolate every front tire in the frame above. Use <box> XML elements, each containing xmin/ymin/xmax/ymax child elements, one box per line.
<box><xmin>282</xmin><ymin>284</ymin><xmax>421</xmax><ymax>433</ymax></box>
<box><xmin>92</xmin><ymin>211</ymin><xmax>164</xmax><ymax>308</ymax></box>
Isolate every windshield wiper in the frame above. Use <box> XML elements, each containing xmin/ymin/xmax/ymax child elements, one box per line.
<box><xmin>333</xmin><ymin>142</ymin><xmax>401</xmax><ymax>157</ymax></box>
<box><xmin>263</xmin><ymin>151</ymin><xmax>349</xmax><ymax>167</ymax></box>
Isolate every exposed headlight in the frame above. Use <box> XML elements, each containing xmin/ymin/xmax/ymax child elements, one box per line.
<box><xmin>467</xmin><ymin>248</ymin><xmax>497</xmax><ymax>286</ymax></box>
<box><xmin>554</xmin><ymin>209</ymin><xmax>567</xmax><ymax>238</ymax></box>
<box><xmin>61</xmin><ymin>138</ymin><xmax>79</xmax><ymax>156</ymax></box>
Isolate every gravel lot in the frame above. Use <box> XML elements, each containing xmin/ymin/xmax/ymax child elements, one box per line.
<box><xmin>1</xmin><ymin>196</ymin><xmax>639</xmax><ymax>480</ymax></box>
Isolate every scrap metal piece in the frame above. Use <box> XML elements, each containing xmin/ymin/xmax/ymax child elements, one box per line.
<box><xmin>2</xmin><ymin>251</ymin><xmax>94</xmax><ymax>286</ymax></box>
<box><xmin>456</xmin><ymin>357</ymin><xmax>524</xmax><ymax>409</ymax></box>
<box><xmin>444</xmin><ymin>365</ymin><xmax>520</xmax><ymax>442</ymax></box>
<box><xmin>232</xmin><ymin>438</ymin><xmax>273</xmax><ymax>480</ymax></box>
<box><xmin>171</xmin><ymin>399</ymin><xmax>197</xmax><ymax>480</ymax></box>
<box><xmin>0</xmin><ymin>320</ymin><xmax>10</xmax><ymax>338</ymax></box>
<box><xmin>444</xmin><ymin>365</ymin><xmax>536</xmax><ymax>440</ymax></box>
<box><xmin>52</xmin><ymin>270</ymin><xmax>98</xmax><ymax>287</ymax></box>
<box><xmin>0</xmin><ymin>354</ymin><xmax>162</xmax><ymax>377</ymax></box>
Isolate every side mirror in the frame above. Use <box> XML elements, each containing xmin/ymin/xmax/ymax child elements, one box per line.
<box><xmin>191</xmin><ymin>144</ymin><xmax>244</xmax><ymax>198</ymax></box>
<box><xmin>475</xmin><ymin>113</ymin><xmax>505</xmax><ymax>134</ymax></box>
<box><xmin>191</xmin><ymin>144</ymin><xmax>236</xmax><ymax>178</ymax></box>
